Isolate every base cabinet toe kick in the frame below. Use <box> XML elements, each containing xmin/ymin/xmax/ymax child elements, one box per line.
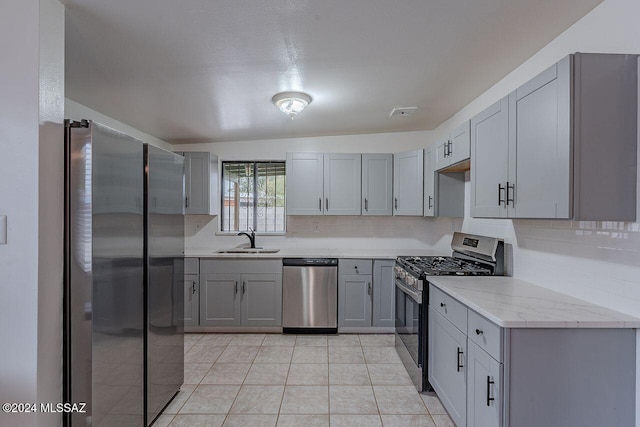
<box><xmin>428</xmin><ymin>284</ymin><xmax>637</xmax><ymax>427</ymax></box>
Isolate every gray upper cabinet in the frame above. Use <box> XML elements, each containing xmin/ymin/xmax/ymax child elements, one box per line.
<box><xmin>436</xmin><ymin>121</ymin><xmax>471</xmax><ymax>171</ymax></box>
<box><xmin>470</xmin><ymin>96</ymin><xmax>510</xmax><ymax>218</ymax></box>
<box><xmin>423</xmin><ymin>145</ymin><xmax>436</xmax><ymax>217</ymax></box>
<box><xmin>471</xmin><ymin>53</ymin><xmax>639</xmax><ymax>220</ymax></box>
<box><xmin>286</xmin><ymin>152</ymin><xmax>324</xmax><ymax>215</ymax></box>
<box><xmin>324</xmin><ymin>153</ymin><xmax>362</xmax><ymax>216</ymax></box>
<box><xmin>372</xmin><ymin>260</ymin><xmax>395</xmax><ymax>327</ymax></box>
<box><xmin>393</xmin><ymin>150</ymin><xmax>424</xmax><ymax>216</ymax></box>
<box><xmin>286</xmin><ymin>152</ymin><xmax>361</xmax><ymax>215</ymax></box>
<box><xmin>362</xmin><ymin>153</ymin><xmax>393</xmax><ymax>216</ymax></box>
<box><xmin>181</xmin><ymin>151</ymin><xmax>219</xmax><ymax>215</ymax></box>
<box><xmin>507</xmin><ymin>58</ymin><xmax>571</xmax><ymax>218</ymax></box>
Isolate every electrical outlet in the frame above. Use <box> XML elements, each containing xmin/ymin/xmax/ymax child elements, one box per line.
<box><xmin>313</xmin><ymin>222</ymin><xmax>320</xmax><ymax>232</ymax></box>
<box><xmin>0</xmin><ymin>215</ymin><xmax>6</xmax><ymax>244</ymax></box>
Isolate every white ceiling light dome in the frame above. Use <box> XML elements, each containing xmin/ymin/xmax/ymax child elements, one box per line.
<box><xmin>272</xmin><ymin>91</ymin><xmax>312</xmax><ymax>119</ymax></box>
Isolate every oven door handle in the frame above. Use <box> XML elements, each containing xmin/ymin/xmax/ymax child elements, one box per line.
<box><xmin>395</xmin><ymin>279</ymin><xmax>423</xmax><ymax>304</ymax></box>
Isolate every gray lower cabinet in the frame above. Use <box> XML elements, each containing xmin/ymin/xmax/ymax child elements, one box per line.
<box><xmin>241</xmin><ymin>273</ymin><xmax>282</xmax><ymax>326</ymax></box>
<box><xmin>372</xmin><ymin>260</ymin><xmax>395</xmax><ymax>327</ymax></box>
<box><xmin>183</xmin><ymin>274</ymin><xmax>199</xmax><ymax>326</ymax></box>
<box><xmin>183</xmin><ymin>258</ymin><xmax>200</xmax><ymax>326</ymax></box>
<box><xmin>430</xmin><ymin>283</ymin><xmax>636</xmax><ymax>427</ymax></box>
<box><xmin>338</xmin><ymin>259</ymin><xmax>395</xmax><ymax>329</ymax></box>
<box><xmin>199</xmin><ymin>259</ymin><xmax>282</xmax><ymax>327</ymax></box>
<box><xmin>338</xmin><ymin>274</ymin><xmax>372</xmax><ymax>327</ymax></box>
<box><xmin>429</xmin><ymin>306</ymin><xmax>467</xmax><ymax>427</ymax></box>
<box><xmin>200</xmin><ymin>273</ymin><xmax>242</xmax><ymax>326</ymax></box>
<box><xmin>467</xmin><ymin>340</ymin><xmax>502</xmax><ymax>427</ymax></box>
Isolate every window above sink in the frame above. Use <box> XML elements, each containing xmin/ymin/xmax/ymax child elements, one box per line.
<box><xmin>221</xmin><ymin>161</ymin><xmax>286</xmax><ymax>233</ymax></box>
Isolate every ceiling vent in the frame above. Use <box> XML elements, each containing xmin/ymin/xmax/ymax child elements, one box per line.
<box><xmin>389</xmin><ymin>107</ymin><xmax>418</xmax><ymax>118</ymax></box>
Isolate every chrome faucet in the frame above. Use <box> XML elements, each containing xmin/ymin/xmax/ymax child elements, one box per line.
<box><xmin>237</xmin><ymin>228</ymin><xmax>256</xmax><ymax>248</ymax></box>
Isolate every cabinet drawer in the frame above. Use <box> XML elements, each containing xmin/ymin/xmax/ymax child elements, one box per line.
<box><xmin>339</xmin><ymin>259</ymin><xmax>373</xmax><ymax>275</ymax></box>
<box><xmin>200</xmin><ymin>259</ymin><xmax>282</xmax><ymax>274</ymax></box>
<box><xmin>185</xmin><ymin>258</ymin><xmax>199</xmax><ymax>275</ymax></box>
<box><xmin>467</xmin><ymin>310</ymin><xmax>502</xmax><ymax>362</ymax></box>
<box><xmin>430</xmin><ymin>285</ymin><xmax>467</xmax><ymax>333</ymax></box>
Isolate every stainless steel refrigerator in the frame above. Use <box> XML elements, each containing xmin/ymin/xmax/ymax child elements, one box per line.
<box><xmin>64</xmin><ymin>120</ymin><xmax>184</xmax><ymax>427</ymax></box>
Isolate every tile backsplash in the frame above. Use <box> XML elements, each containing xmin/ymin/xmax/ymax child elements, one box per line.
<box><xmin>462</xmin><ymin>217</ymin><xmax>640</xmax><ymax>318</ymax></box>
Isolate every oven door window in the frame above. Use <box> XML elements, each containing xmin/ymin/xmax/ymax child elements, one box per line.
<box><xmin>396</xmin><ymin>286</ymin><xmax>422</xmax><ymax>367</ymax></box>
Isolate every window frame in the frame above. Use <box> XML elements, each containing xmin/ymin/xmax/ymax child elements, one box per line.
<box><xmin>220</xmin><ymin>160</ymin><xmax>287</xmax><ymax>234</ymax></box>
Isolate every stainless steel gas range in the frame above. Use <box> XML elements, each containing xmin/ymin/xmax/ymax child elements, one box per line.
<box><xmin>394</xmin><ymin>232</ymin><xmax>505</xmax><ymax>393</ymax></box>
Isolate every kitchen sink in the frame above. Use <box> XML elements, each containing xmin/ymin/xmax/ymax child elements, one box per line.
<box><xmin>216</xmin><ymin>248</ymin><xmax>280</xmax><ymax>254</ymax></box>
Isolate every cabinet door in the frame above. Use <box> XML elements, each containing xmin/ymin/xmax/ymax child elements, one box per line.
<box><xmin>199</xmin><ymin>273</ymin><xmax>241</xmax><ymax>326</ymax></box>
<box><xmin>429</xmin><ymin>306</ymin><xmax>467</xmax><ymax>427</ymax></box>
<box><xmin>435</xmin><ymin>137</ymin><xmax>451</xmax><ymax>171</ymax></box>
<box><xmin>509</xmin><ymin>57</ymin><xmax>571</xmax><ymax>218</ymax></box>
<box><xmin>338</xmin><ymin>274</ymin><xmax>372</xmax><ymax>327</ymax></box>
<box><xmin>286</xmin><ymin>153</ymin><xmax>324</xmax><ymax>215</ymax></box>
<box><xmin>241</xmin><ymin>273</ymin><xmax>282</xmax><ymax>326</ymax></box>
<box><xmin>184</xmin><ymin>152</ymin><xmax>212</xmax><ymax>215</ymax></box>
<box><xmin>449</xmin><ymin>120</ymin><xmax>471</xmax><ymax>166</ymax></box>
<box><xmin>183</xmin><ymin>274</ymin><xmax>199</xmax><ymax>326</ymax></box>
<box><xmin>467</xmin><ymin>340</ymin><xmax>502</xmax><ymax>427</ymax></box>
<box><xmin>423</xmin><ymin>146</ymin><xmax>436</xmax><ymax>217</ymax></box>
<box><xmin>470</xmin><ymin>96</ymin><xmax>510</xmax><ymax>218</ymax></box>
<box><xmin>324</xmin><ymin>153</ymin><xmax>362</xmax><ymax>215</ymax></box>
<box><xmin>362</xmin><ymin>153</ymin><xmax>393</xmax><ymax>216</ymax></box>
<box><xmin>372</xmin><ymin>260</ymin><xmax>395</xmax><ymax>327</ymax></box>
<box><xmin>393</xmin><ymin>150</ymin><xmax>424</xmax><ymax>216</ymax></box>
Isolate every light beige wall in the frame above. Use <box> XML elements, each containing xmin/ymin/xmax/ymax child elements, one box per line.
<box><xmin>0</xmin><ymin>1</ymin><xmax>64</xmax><ymax>426</ymax></box>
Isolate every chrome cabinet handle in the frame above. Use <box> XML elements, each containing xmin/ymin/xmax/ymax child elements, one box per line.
<box><xmin>319</xmin><ymin>198</ymin><xmax>322</xmax><ymax>212</ymax></box>
<box><xmin>326</xmin><ymin>198</ymin><xmax>329</xmax><ymax>211</ymax></box>
<box><xmin>457</xmin><ymin>347</ymin><xmax>464</xmax><ymax>372</ymax></box>
<box><xmin>498</xmin><ymin>183</ymin><xmax>505</xmax><ymax>206</ymax></box>
<box><xmin>242</xmin><ymin>281</ymin><xmax>246</xmax><ymax>295</ymax></box>
<box><xmin>235</xmin><ymin>281</ymin><xmax>238</xmax><ymax>294</ymax></box>
<box><xmin>367</xmin><ymin>282</ymin><xmax>372</xmax><ymax>295</ymax></box>
<box><xmin>440</xmin><ymin>302</ymin><xmax>446</xmax><ymax>308</ymax></box>
<box><xmin>394</xmin><ymin>198</ymin><xmax>398</xmax><ymax>210</ymax></box>
<box><xmin>185</xmin><ymin>197</ymin><xmax>189</xmax><ymax>208</ymax></box>
<box><xmin>428</xmin><ymin>195</ymin><xmax>433</xmax><ymax>210</ymax></box>
<box><xmin>487</xmin><ymin>376</ymin><xmax>495</xmax><ymax>406</ymax></box>
<box><xmin>192</xmin><ymin>281</ymin><xmax>196</xmax><ymax>294</ymax></box>
<box><xmin>476</xmin><ymin>329</ymin><xmax>483</xmax><ymax>335</ymax></box>
<box><xmin>364</xmin><ymin>198</ymin><xmax>368</xmax><ymax>211</ymax></box>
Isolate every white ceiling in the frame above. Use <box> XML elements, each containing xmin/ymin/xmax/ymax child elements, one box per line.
<box><xmin>63</xmin><ymin>0</ymin><xmax>602</xmax><ymax>144</ymax></box>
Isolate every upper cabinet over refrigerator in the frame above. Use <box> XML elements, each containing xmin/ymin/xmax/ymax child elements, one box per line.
<box><xmin>471</xmin><ymin>53</ymin><xmax>639</xmax><ymax>220</ymax></box>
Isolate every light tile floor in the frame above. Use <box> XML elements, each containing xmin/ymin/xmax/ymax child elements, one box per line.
<box><xmin>154</xmin><ymin>333</ymin><xmax>454</xmax><ymax>427</ymax></box>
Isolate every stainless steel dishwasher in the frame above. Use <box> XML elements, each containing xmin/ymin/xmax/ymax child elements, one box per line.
<box><xmin>282</xmin><ymin>258</ymin><xmax>338</xmax><ymax>334</ymax></box>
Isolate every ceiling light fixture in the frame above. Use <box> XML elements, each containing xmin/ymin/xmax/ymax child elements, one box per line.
<box><xmin>272</xmin><ymin>91</ymin><xmax>312</xmax><ymax>119</ymax></box>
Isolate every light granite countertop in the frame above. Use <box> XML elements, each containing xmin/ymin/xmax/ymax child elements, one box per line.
<box><xmin>186</xmin><ymin>248</ymin><xmax>442</xmax><ymax>259</ymax></box>
<box><xmin>428</xmin><ymin>276</ymin><xmax>640</xmax><ymax>329</ymax></box>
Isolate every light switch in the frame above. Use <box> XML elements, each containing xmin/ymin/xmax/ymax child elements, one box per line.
<box><xmin>0</xmin><ymin>215</ymin><xmax>6</xmax><ymax>244</ymax></box>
